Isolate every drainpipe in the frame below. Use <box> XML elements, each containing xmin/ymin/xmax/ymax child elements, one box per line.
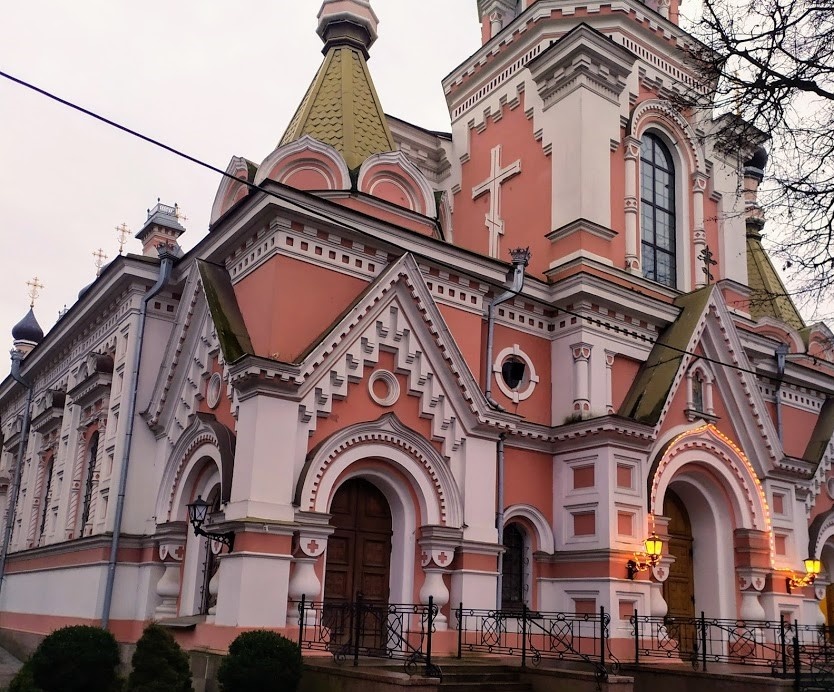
<box><xmin>774</xmin><ymin>343</ymin><xmax>788</xmax><ymax>442</ymax></box>
<box><xmin>0</xmin><ymin>351</ymin><xmax>34</xmax><ymax>598</ymax></box>
<box><xmin>101</xmin><ymin>244</ymin><xmax>175</xmax><ymax>630</ymax></box>
<box><xmin>495</xmin><ymin>434</ymin><xmax>506</xmax><ymax>607</ymax></box>
<box><xmin>483</xmin><ymin>248</ymin><xmax>530</xmax><ymax>610</ymax></box>
<box><xmin>485</xmin><ymin>248</ymin><xmax>531</xmax><ymax>410</ymax></box>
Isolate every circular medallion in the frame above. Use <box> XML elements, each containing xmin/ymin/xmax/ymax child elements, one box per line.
<box><xmin>206</xmin><ymin>372</ymin><xmax>222</xmax><ymax>409</ymax></box>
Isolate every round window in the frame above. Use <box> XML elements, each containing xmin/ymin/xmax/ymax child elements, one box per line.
<box><xmin>494</xmin><ymin>346</ymin><xmax>539</xmax><ymax>403</ymax></box>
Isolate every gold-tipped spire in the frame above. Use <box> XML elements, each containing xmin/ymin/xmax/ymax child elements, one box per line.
<box><xmin>279</xmin><ymin>0</ymin><xmax>395</xmax><ymax>170</ymax></box>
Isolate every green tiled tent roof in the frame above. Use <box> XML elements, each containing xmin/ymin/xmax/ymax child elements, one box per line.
<box><xmin>619</xmin><ymin>286</ymin><xmax>714</xmax><ymax>425</ymax></box>
<box><xmin>280</xmin><ymin>44</ymin><xmax>395</xmax><ymax>170</ymax></box>
<box><xmin>746</xmin><ymin>229</ymin><xmax>804</xmax><ymax>331</ymax></box>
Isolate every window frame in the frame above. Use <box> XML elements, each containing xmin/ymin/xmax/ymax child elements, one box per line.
<box><xmin>640</xmin><ymin>133</ymin><xmax>678</xmax><ymax>288</ymax></box>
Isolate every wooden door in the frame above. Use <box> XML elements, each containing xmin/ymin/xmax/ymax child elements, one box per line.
<box><xmin>662</xmin><ymin>490</ymin><xmax>696</xmax><ymax>655</ymax></box>
<box><xmin>324</xmin><ymin>479</ymin><xmax>392</xmax><ymax>652</ymax></box>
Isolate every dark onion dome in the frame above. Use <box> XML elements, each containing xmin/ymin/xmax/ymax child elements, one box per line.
<box><xmin>12</xmin><ymin>307</ymin><xmax>44</xmax><ymax>344</ymax></box>
<box><xmin>744</xmin><ymin>146</ymin><xmax>769</xmax><ymax>175</ymax></box>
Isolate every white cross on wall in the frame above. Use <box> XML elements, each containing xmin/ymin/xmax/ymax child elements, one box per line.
<box><xmin>472</xmin><ymin>145</ymin><xmax>521</xmax><ymax>258</ymax></box>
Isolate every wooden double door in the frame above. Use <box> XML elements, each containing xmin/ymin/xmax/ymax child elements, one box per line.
<box><xmin>662</xmin><ymin>490</ymin><xmax>697</xmax><ymax>655</ymax></box>
<box><xmin>323</xmin><ymin>479</ymin><xmax>393</xmax><ymax>651</ymax></box>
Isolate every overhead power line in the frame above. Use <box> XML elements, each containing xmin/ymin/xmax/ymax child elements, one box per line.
<box><xmin>0</xmin><ymin>68</ymin><xmax>807</xmax><ymax>382</ymax></box>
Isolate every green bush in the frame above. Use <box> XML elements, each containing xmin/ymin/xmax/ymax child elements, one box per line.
<box><xmin>125</xmin><ymin>624</ymin><xmax>193</xmax><ymax>692</ymax></box>
<box><xmin>29</xmin><ymin>625</ymin><xmax>121</xmax><ymax>692</ymax></box>
<box><xmin>8</xmin><ymin>660</ymin><xmax>42</xmax><ymax>692</ymax></box>
<box><xmin>217</xmin><ymin>630</ymin><xmax>302</xmax><ymax>692</ymax></box>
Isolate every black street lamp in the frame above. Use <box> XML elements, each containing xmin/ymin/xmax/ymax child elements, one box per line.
<box><xmin>186</xmin><ymin>495</ymin><xmax>235</xmax><ymax>551</ymax></box>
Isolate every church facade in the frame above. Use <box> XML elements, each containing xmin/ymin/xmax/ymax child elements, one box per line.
<box><xmin>1</xmin><ymin>0</ymin><xmax>834</xmax><ymax>653</ymax></box>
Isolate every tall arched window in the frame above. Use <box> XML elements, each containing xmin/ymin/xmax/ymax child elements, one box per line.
<box><xmin>640</xmin><ymin>134</ymin><xmax>676</xmax><ymax>287</ymax></box>
<box><xmin>80</xmin><ymin>431</ymin><xmax>99</xmax><ymax>534</ymax></box>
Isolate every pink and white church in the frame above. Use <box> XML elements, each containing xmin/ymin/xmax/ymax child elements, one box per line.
<box><xmin>1</xmin><ymin>0</ymin><xmax>834</xmax><ymax>654</ymax></box>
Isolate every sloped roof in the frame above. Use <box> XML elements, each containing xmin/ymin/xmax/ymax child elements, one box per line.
<box><xmin>279</xmin><ymin>44</ymin><xmax>395</xmax><ymax>170</ymax></box>
<box><xmin>746</xmin><ymin>229</ymin><xmax>805</xmax><ymax>331</ymax></box>
<box><xmin>618</xmin><ymin>286</ymin><xmax>714</xmax><ymax>425</ymax></box>
<box><xmin>804</xmin><ymin>396</ymin><xmax>834</xmax><ymax>466</ymax></box>
<box><xmin>197</xmin><ymin>260</ymin><xmax>254</xmax><ymax>363</ymax></box>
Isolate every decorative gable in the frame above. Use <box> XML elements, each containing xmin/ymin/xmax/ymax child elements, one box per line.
<box><xmin>68</xmin><ymin>352</ymin><xmax>114</xmax><ymax>411</ymax></box>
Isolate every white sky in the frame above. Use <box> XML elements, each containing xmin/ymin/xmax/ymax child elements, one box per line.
<box><xmin>0</xmin><ymin>1</ymin><xmax>481</xmax><ymax>357</ymax></box>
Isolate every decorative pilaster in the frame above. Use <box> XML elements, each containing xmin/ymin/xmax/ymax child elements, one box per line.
<box><xmin>155</xmin><ymin>542</ymin><xmax>185</xmax><ymax>619</ymax></box>
<box><xmin>692</xmin><ymin>172</ymin><xmax>709</xmax><ymax>288</ymax></box>
<box><xmin>737</xmin><ymin>572</ymin><xmax>767</xmax><ymax>620</ymax></box>
<box><xmin>623</xmin><ymin>137</ymin><xmax>641</xmax><ymax>273</ymax></box>
<box><xmin>477</xmin><ymin>0</ymin><xmax>516</xmax><ymax>39</ymax></box>
<box><xmin>287</xmin><ymin>536</ymin><xmax>327</xmax><ymax>627</ymax></box>
<box><xmin>419</xmin><ymin>526</ymin><xmax>461</xmax><ymax>630</ymax></box>
<box><xmin>288</xmin><ymin>512</ymin><xmax>333</xmax><ymax>627</ymax></box>
<box><xmin>604</xmin><ymin>351</ymin><xmax>615</xmax><ymax>414</ymax></box>
<box><xmin>657</xmin><ymin>0</ymin><xmax>671</xmax><ymax>18</ymax></box>
<box><xmin>571</xmin><ymin>343</ymin><xmax>593</xmax><ymax>415</ymax></box>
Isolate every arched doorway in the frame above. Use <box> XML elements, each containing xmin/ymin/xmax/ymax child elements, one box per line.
<box><xmin>501</xmin><ymin>523</ymin><xmax>527</xmax><ymax>611</ymax></box>
<box><xmin>324</xmin><ymin>478</ymin><xmax>393</xmax><ymax>605</ymax></box>
<box><xmin>663</xmin><ymin>490</ymin><xmax>695</xmax><ymax>618</ymax></box>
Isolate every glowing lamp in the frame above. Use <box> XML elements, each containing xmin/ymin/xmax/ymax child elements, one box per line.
<box><xmin>627</xmin><ymin>532</ymin><xmax>663</xmax><ymax>580</ymax></box>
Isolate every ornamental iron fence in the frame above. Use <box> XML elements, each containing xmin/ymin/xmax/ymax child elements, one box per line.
<box><xmin>294</xmin><ymin>594</ymin><xmax>441</xmax><ymax>678</ymax></box>
<box><xmin>455</xmin><ymin>603</ymin><xmax>619</xmax><ymax>682</ymax></box>
<box><xmin>630</xmin><ymin>610</ymin><xmax>834</xmax><ymax>690</ymax></box>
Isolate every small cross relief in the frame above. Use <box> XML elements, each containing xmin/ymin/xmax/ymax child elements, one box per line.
<box><xmin>306</xmin><ymin>539</ymin><xmax>320</xmax><ymax>554</ymax></box>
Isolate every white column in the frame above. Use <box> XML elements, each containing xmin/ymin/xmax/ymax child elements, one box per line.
<box><xmin>692</xmin><ymin>172</ymin><xmax>709</xmax><ymax>288</ymax></box>
<box><xmin>623</xmin><ymin>137</ymin><xmax>641</xmax><ymax>273</ymax></box>
<box><xmin>657</xmin><ymin>0</ymin><xmax>671</xmax><ymax>18</ymax></box>
<box><xmin>571</xmin><ymin>343</ymin><xmax>593</xmax><ymax>416</ymax></box>
<box><xmin>604</xmin><ymin>351</ymin><xmax>615</xmax><ymax>414</ymax></box>
<box><xmin>737</xmin><ymin>573</ymin><xmax>767</xmax><ymax>620</ymax></box>
<box><xmin>420</xmin><ymin>566</ymin><xmax>450</xmax><ymax>630</ymax></box>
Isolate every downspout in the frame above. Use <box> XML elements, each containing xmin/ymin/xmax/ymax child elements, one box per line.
<box><xmin>495</xmin><ymin>433</ymin><xmax>506</xmax><ymax>607</ymax></box>
<box><xmin>101</xmin><ymin>244</ymin><xmax>175</xmax><ymax>629</ymax></box>
<box><xmin>0</xmin><ymin>351</ymin><xmax>35</xmax><ymax>597</ymax></box>
<box><xmin>774</xmin><ymin>343</ymin><xmax>788</xmax><ymax>442</ymax></box>
<box><xmin>485</xmin><ymin>248</ymin><xmax>531</xmax><ymax>409</ymax></box>
<box><xmin>484</xmin><ymin>248</ymin><xmax>530</xmax><ymax>609</ymax></box>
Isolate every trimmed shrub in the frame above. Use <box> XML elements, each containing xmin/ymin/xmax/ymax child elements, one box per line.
<box><xmin>217</xmin><ymin>630</ymin><xmax>302</xmax><ymax>692</ymax></box>
<box><xmin>8</xmin><ymin>660</ymin><xmax>42</xmax><ymax>692</ymax></box>
<box><xmin>29</xmin><ymin>625</ymin><xmax>121</xmax><ymax>692</ymax></box>
<box><xmin>125</xmin><ymin>624</ymin><xmax>193</xmax><ymax>692</ymax></box>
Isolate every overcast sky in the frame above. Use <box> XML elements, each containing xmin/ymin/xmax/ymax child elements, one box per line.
<box><xmin>0</xmin><ymin>1</ymin><xmax>481</xmax><ymax>360</ymax></box>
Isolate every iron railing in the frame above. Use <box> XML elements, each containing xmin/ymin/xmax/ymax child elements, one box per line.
<box><xmin>294</xmin><ymin>594</ymin><xmax>441</xmax><ymax>678</ymax></box>
<box><xmin>455</xmin><ymin>603</ymin><xmax>618</xmax><ymax>681</ymax></box>
<box><xmin>630</xmin><ymin>610</ymin><xmax>834</xmax><ymax>690</ymax></box>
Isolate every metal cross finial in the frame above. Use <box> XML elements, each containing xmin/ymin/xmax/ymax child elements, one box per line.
<box><xmin>699</xmin><ymin>245</ymin><xmax>717</xmax><ymax>284</ymax></box>
<box><xmin>93</xmin><ymin>248</ymin><xmax>108</xmax><ymax>276</ymax></box>
<box><xmin>26</xmin><ymin>276</ymin><xmax>44</xmax><ymax>308</ymax></box>
<box><xmin>173</xmin><ymin>203</ymin><xmax>188</xmax><ymax>224</ymax></box>
<box><xmin>115</xmin><ymin>222</ymin><xmax>131</xmax><ymax>254</ymax></box>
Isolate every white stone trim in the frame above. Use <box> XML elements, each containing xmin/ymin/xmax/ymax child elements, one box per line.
<box><xmin>504</xmin><ymin>503</ymin><xmax>555</xmax><ymax>553</ymax></box>
<box><xmin>255</xmin><ymin>135</ymin><xmax>351</xmax><ymax>190</ymax></box>
<box><xmin>368</xmin><ymin>369</ymin><xmax>400</xmax><ymax>407</ymax></box>
<box><xmin>493</xmin><ymin>345</ymin><xmax>539</xmax><ymax>403</ymax></box>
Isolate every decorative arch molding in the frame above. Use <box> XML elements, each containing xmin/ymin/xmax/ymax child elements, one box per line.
<box><xmin>156</xmin><ymin>413</ymin><xmax>236</xmax><ymax>523</ymax></box>
<box><xmin>210</xmin><ymin>156</ymin><xmax>253</xmax><ymax>225</ymax></box>
<box><xmin>255</xmin><ymin>135</ymin><xmax>351</xmax><ymax>191</ymax></box>
<box><xmin>628</xmin><ymin>98</ymin><xmax>705</xmax><ymax>175</ymax></box>
<box><xmin>357</xmin><ymin>151</ymin><xmax>438</xmax><ymax>218</ymax></box>
<box><xmin>295</xmin><ymin>413</ymin><xmax>463</xmax><ymax>528</ymax></box>
<box><xmin>438</xmin><ymin>192</ymin><xmax>454</xmax><ymax>242</ymax></box>
<box><xmin>809</xmin><ymin>507</ymin><xmax>834</xmax><ymax>560</ymax></box>
<box><xmin>504</xmin><ymin>504</ymin><xmax>555</xmax><ymax>554</ymax></box>
<box><xmin>648</xmin><ymin>424</ymin><xmax>771</xmax><ymax>538</ymax></box>
<box><xmin>748</xmin><ymin>317</ymin><xmax>805</xmax><ymax>353</ymax></box>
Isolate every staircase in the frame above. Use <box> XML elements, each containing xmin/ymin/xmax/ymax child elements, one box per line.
<box><xmin>437</xmin><ymin>663</ymin><xmax>532</xmax><ymax>691</ymax></box>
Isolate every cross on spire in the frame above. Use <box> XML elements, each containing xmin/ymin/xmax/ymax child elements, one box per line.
<box><xmin>699</xmin><ymin>245</ymin><xmax>717</xmax><ymax>284</ymax></box>
<box><xmin>115</xmin><ymin>223</ymin><xmax>131</xmax><ymax>254</ymax></box>
<box><xmin>26</xmin><ymin>276</ymin><xmax>44</xmax><ymax>308</ymax></box>
<box><xmin>93</xmin><ymin>249</ymin><xmax>108</xmax><ymax>276</ymax></box>
<box><xmin>472</xmin><ymin>145</ymin><xmax>521</xmax><ymax>258</ymax></box>
<box><xmin>173</xmin><ymin>203</ymin><xmax>188</xmax><ymax>224</ymax></box>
